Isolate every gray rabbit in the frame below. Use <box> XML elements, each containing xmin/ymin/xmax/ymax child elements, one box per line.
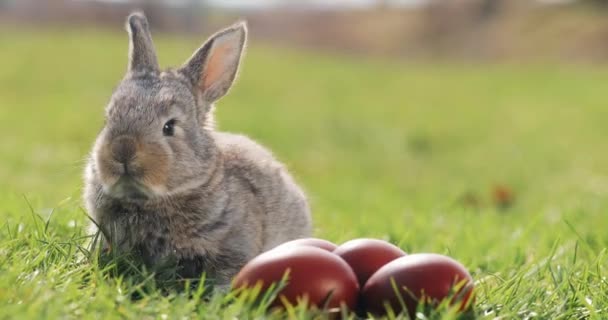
<box><xmin>83</xmin><ymin>12</ymin><xmax>312</xmax><ymax>285</ymax></box>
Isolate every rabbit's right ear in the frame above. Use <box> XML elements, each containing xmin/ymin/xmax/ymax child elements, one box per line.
<box><xmin>126</xmin><ymin>12</ymin><xmax>159</xmax><ymax>74</ymax></box>
<box><xmin>179</xmin><ymin>22</ymin><xmax>247</xmax><ymax>104</ymax></box>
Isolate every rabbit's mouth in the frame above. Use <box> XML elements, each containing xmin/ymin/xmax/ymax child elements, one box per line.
<box><xmin>107</xmin><ymin>176</ymin><xmax>153</xmax><ymax>201</ymax></box>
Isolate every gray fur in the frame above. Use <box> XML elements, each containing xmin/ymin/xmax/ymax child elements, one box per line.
<box><xmin>180</xmin><ymin>22</ymin><xmax>247</xmax><ymax>105</ymax></box>
<box><xmin>126</xmin><ymin>12</ymin><xmax>159</xmax><ymax>73</ymax></box>
<box><xmin>84</xmin><ymin>13</ymin><xmax>312</xmax><ymax>285</ymax></box>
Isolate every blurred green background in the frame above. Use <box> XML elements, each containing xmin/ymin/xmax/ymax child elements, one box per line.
<box><xmin>1</xmin><ymin>0</ymin><xmax>607</xmax><ymax>318</ymax></box>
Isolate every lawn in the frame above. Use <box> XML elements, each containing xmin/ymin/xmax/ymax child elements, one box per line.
<box><xmin>0</xmin><ymin>27</ymin><xmax>607</xmax><ymax>319</ymax></box>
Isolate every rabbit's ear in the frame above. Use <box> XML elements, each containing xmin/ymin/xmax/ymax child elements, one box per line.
<box><xmin>126</xmin><ymin>12</ymin><xmax>159</xmax><ymax>73</ymax></box>
<box><xmin>180</xmin><ymin>21</ymin><xmax>247</xmax><ymax>103</ymax></box>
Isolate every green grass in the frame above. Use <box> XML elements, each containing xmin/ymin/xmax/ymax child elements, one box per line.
<box><xmin>1</xmin><ymin>27</ymin><xmax>607</xmax><ymax>319</ymax></box>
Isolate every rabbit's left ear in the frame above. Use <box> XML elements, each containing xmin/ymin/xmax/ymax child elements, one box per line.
<box><xmin>126</xmin><ymin>12</ymin><xmax>159</xmax><ymax>73</ymax></box>
<box><xmin>180</xmin><ymin>22</ymin><xmax>247</xmax><ymax>103</ymax></box>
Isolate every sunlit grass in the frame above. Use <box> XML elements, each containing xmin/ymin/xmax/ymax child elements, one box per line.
<box><xmin>0</xmin><ymin>28</ymin><xmax>606</xmax><ymax>319</ymax></box>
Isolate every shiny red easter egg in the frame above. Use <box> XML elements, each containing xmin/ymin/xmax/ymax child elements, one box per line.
<box><xmin>362</xmin><ymin>253</ymin><xmax>474</xmax><ymax>317</ymax></box>
<box><xmin>233</xmin><ymin>246</ymin><xmax>359</xmax><ymax>310</ymax></box>
<box><xmin>333</xmin><ymin>238</ymin><xmax>406</xmax><ymax>287</ymax></box>
<box><xmin>272</xmin><ymin>238</ymin><xmax>338</xmax><ymax>252</ymax></box>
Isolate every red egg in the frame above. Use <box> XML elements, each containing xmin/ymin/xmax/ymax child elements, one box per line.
<box><xmin>362</xmin><ymin>253</ymin><xmax>474</xmax><ymax>317</ymax></box>
<box><xmin>333</xmin><ymin>238</ymin><xmax>406</xmax><ymax>287</ymax></box>
<box><xmin>232</xmin><ymin>246</ymin><xmax>359</xmax><ymax>310</ymax></box>
<box><xmin>272</xmin><ymin>238</ymin><xmax>338</xmax><ymax>252</ymax></box>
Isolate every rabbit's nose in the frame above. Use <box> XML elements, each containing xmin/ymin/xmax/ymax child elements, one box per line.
<box><xmin>111</xmin><ymin>136</ymin><xmax>137</xmax><ymax>164</ymax></box>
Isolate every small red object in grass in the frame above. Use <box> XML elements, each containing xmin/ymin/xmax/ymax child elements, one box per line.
<box><xmin>232</xmin><ymin>246</ymin><xmax>359</xmax><ymax>310</ymax></box>
<box><xmin>362</xmin><ymin>253</ymin><xmax>474</xmax><ymax>318</ymax></box>
<box><xmin>272</xmin><ymin>238</ymin><xmax>338</xmax><ymax>252</ymax></box>
<box><xmin>492</xmin><ymin>184</ymin><xmax>514</xmax><ymax>209</ymax></box>
<box><xmin>333</xmin><ymin>238</ymin><xmax>406</xmax><ymax>287</ymax></box>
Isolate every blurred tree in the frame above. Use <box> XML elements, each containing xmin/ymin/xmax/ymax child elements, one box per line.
<box><xmin>183</xmin><ymin>0</ymin><xmax>204</xmax><ymax>33</ymax></box>
<box><xmin>582</xmin><ymin>0</ymin><xmax>608</xmax><ymax>7</ymax></box>
<box><xmin>477</xmin><ymin>0</ymin><xmax>504</xmax><ymax>21</ymax></box>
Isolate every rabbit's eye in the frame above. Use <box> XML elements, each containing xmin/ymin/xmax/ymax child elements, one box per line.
<box><xmin>163</xmin><ymin>119</ymin><xmax>176</xmax><ymax>136</ymax></box>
